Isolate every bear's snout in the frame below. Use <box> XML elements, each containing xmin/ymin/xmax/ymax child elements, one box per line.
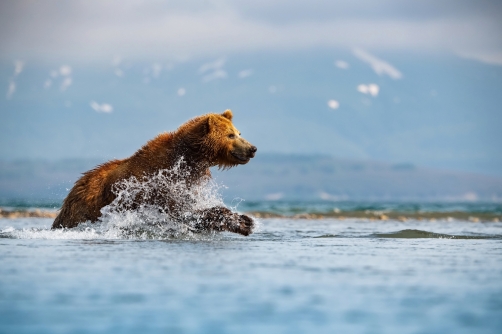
<box><xmin>230</xmin><ymin>140</ymin><xmax>256</xmax><ymax>164</ymax></box>
<box><xmin>248</xmin><ymin>145</ymin><xmax>257</xmax><ymax>158</ymax></box>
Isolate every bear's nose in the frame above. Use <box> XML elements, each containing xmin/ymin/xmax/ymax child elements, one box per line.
<box><xmin>250</xmin><ymin>146</ymin><xmax>257</xmax><ymax>153</ymax></box>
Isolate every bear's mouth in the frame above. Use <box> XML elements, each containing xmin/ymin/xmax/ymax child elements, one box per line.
<box><xmin>231</xmin><ymin>152</ymin><xmax>250</xmax><ymax>163</ymax></box>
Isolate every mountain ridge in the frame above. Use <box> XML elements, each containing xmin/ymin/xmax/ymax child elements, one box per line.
<box><xmin>1</xmin><ymin>154</ymin><xmax>501</xmax><ymax>203</ymax></box>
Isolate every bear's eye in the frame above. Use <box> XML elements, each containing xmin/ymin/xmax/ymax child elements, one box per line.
<box><xmin>228</xmin><ymin>134</ymin><xmax>235</xmax><ymax>139</ymax></box>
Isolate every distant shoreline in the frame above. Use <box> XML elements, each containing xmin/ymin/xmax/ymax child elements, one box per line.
<box><xmin>1</xmin><ymin>207</ymin><xmax>500</xmax><ymax>222</ymax></box>
<box><xmin>0</xmin><ymin>208</ymin><xmax>58</xmax><ymax>219</ymax></box>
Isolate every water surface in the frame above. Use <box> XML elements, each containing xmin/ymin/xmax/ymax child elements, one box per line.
<box><xmin>1</xmin><ymin>217</ymin><xmax>501</xmax><ymax>333</ymax></box>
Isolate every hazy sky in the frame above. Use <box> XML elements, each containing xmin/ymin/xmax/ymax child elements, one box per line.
<box><xmin>1</xmin><ymin>0</ymin><xmax>501</xmax><ymax>64</ymax></box>
<box><xmin>1</xmin><ymin>1</ymin><xmax>502</xmax><ymax>176</ymax></box>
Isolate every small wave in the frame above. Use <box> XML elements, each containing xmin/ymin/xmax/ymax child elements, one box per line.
<box><xmin>373</xmin><ymin>229</ymin><xmax>501</xmax><ymax>239</ymax></box>
<box><xmin>313</xmin><ymin>234</ymin><xmax>338</xmax><ymax>238</ymax></box>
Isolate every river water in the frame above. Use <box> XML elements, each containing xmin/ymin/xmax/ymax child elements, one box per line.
<box><xmin>1</xmin><ymin>216</ymin><xmax>501</xmax><ymax>333</ymax></box>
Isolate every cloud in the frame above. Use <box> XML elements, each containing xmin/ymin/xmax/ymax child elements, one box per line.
<box><xmin>39</xmin><ymin>65</ymin><xmax>73</xmax><ymax>91</ymax></box>
<box><xmin>327</xmin><ymin>99</ymin><xmax>340</xmax><ymax>109</ymax></box>
<box><xmin>6</xmin><ymin>81</ymin><xmax>15</xmax><ymax>99</ymax></box>
<box><xmin>114</xmin><ymin>68</ymin><xmax>124</xmax><ymax>77</ymax></box>
<box><xmin>59</xmin><ymin>65</ymin><xmax>72</xmax><ymax>76</ymax></box>
<box><xmin>199</xmin><ymin>58</ymin><xmax>227</xmax><ymax>82</ymax></box>
<box><xmin>202</xmin><ymin>69</ymin><xmax>227</xmax><ymax>82</ymax></box>
<box><xmin>111</xmin><ymin>55</ymin><xmax>122</xmax><ymax>67</ymax></box>
<box><xmin>458</xmin><ymin>51</ymin><xmax>502</xmax><ymax>66</ymax></box>
<box><xmin>151</xmin><ymin>62</ymin><xmax>162</xmax><ymax>78</ymax></box>
<box><xmin>238</xmin><ymin>69</ymin><xmax>253</xmax><ymax>78</ymax></box>
<box><xmin>111</xmin><ymin>56</ymin><xmax>125</xmax><ymax>77</ymax></box>
<box><xmin>60</xmin><ymin>77</ymin><xmax>72</xmax><ymax>91</ymax></box>
<box><xmin>177</xmin><ymin>88</ymin><xmax>186</xmax><ymax>96</ymax></box>
<box><xmin>357</xmin><ymin>83</ymin><xmax>379</xmax><ymax>97</ymax></box>
<box><xmin>335</xmin><ymin>60</ymin><xmax>349</xmax><ymax>69</ymax></box>
<box><xmin>43</xmin><ymin>66</ymin><xmax>72</xmax><ymax>90</ymax></box>
<box><xmin>199</xmin><ymin>58</ymin><xmax>226</xmax><ymax>74</ymax></box>
<box><xmin>6</xmin><ymin>60</ymin><xmax>24</xmax><ymax>99</ymax></box>
<box><xmin>0</xmin><ymin>1</ymin><xmax>501</xmax><ymax>65</ymax></box>
<box><xmin>14</xmin><ymin>60</ymin><xmax>24</xmax><ymax>76</ymax></box>
<box><xmin>90</xmin><ymin>101</ymin><xmax>113</xmax><ymax>113</ymax></box>
<box><xmin>353</xmin><ymin>49</ymin><xmax>402</xmax><ymax>79</ymax></box>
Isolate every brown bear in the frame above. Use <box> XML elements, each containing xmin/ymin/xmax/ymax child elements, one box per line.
<box><xmin>52</xmin><ymin>110</ymin><xmax>257</xmax><ymax>235</ymax></box>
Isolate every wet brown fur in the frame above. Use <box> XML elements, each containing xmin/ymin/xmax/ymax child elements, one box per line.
<box><xmin>52</xmin><ymin>110</ymin><xmax>256</xmax><ymax>235</ymax></box>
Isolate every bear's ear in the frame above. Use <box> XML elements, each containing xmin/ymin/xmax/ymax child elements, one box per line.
<box><xmin>221</xmin><ymin>109</ymin><xmax>233</xmax><ymax>121</ymax></box>
<box><xmin>188</xmin><ymin>115</ymin><xmax>211</xmax><ymax>138</ymax></box>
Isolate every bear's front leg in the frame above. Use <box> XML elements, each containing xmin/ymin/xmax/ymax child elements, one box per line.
<box><xmin>194</xmin><ymin>206</ymin><xmax>254</xmax><ymax>236</ymax></box>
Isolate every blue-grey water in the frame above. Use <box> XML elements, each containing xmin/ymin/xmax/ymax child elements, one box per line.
<box><xmin>236</xmin><ymin>200</ymin><xmax>502</xmax><ymax>215</ymax></box>
<box><xmin>1</xmin><ymin>216</ymin><xmax>502</xmax><ymax>334</ymax></box>
<box><xmin>2</xmin><ymin>199</ymin><xmax>502</xmax><ymax>215</ymax></box>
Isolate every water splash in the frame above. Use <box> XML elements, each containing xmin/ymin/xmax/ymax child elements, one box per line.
<box><xmin>2</xmin><ymin>159</ymin><xmax>233</xmax><ymax>240</ymax></box>
<box><xmin>99</xmin><ymin>159</ymin><xmax>226</xmax><ymax>238</ymax></box>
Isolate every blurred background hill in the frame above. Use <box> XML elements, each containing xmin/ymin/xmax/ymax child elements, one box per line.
<box><xmin>1</xmin><ymin>155</ymin><xmax>501</xmax><ymax>207</ymax></box>
<box><xmin>1</xmin><ymin>1</ymin><xmax>501</xmax><ymax>205</ymax></box>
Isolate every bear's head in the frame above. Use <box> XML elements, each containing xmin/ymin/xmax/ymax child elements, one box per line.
<box><xmin>179</xmin><ymin>110</ymin><xmax>257</xmax><ymax>168</ymax></box>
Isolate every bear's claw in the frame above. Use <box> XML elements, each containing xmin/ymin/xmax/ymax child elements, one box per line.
<box><xmin>193</xmin><ymin>206</ymin><xmax>254</xmax><ymax>236</ymax></box>
<box><xmin>236</xmin><ymin>214</ymin><xmax>254</xmax><ymax>236</ymax></box>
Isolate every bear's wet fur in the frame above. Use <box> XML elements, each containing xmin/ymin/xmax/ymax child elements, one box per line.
<box><xmin>52</xmin><ymin>110</ymin><xmax>257</xmax><ymax>235</ymax></box>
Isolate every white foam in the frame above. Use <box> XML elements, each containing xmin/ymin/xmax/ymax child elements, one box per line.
<box><xmin>1</xmin><ymin>159</ymin><xmax>242</xmax><ymax>241</ymax></box>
